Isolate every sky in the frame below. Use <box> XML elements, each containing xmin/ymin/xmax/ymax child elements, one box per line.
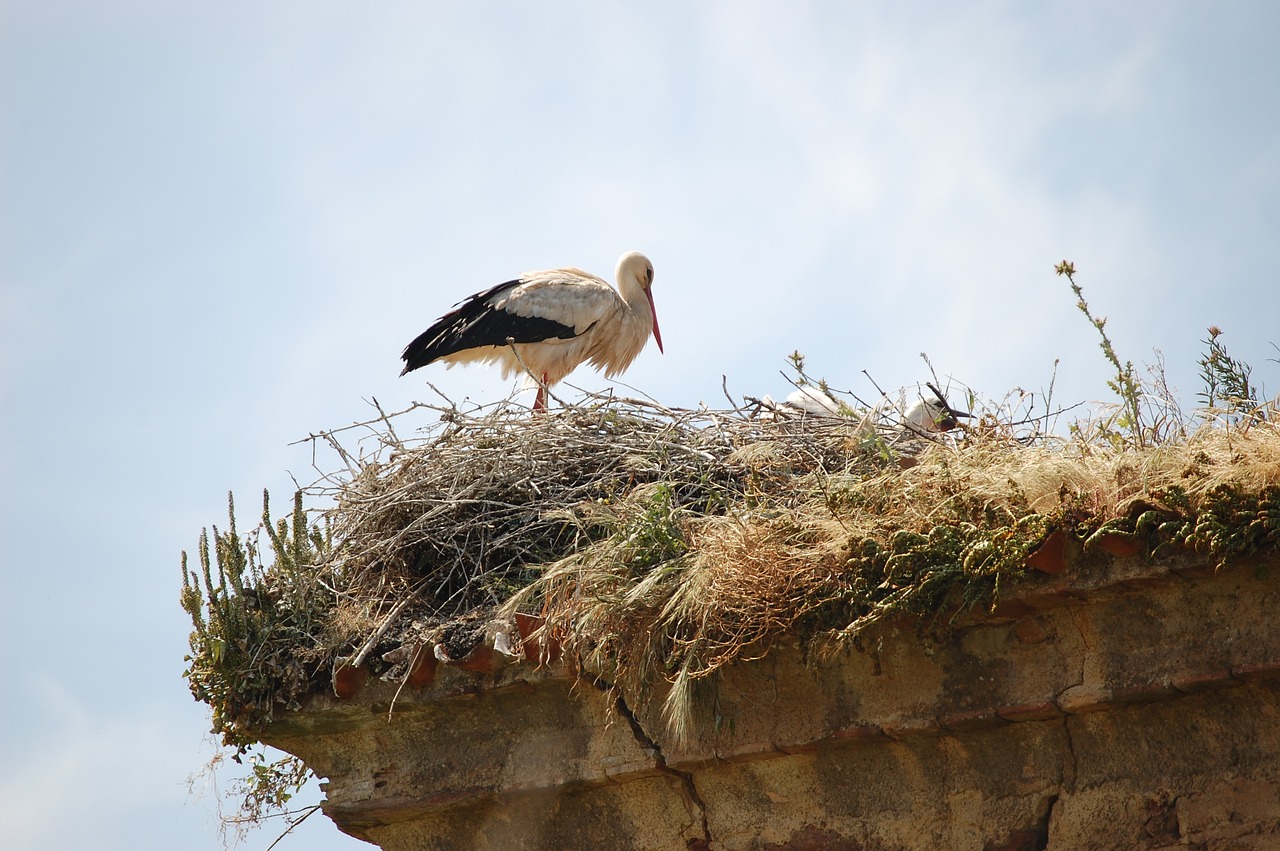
<box><xmin>2</xmin><ymin>2</ymin><xmax>1278</xmax><ymax>849</ymax></box>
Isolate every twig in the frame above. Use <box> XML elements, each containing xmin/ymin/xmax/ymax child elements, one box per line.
<box><xmin>370</xmin><ymin>396</ymin><xmax>402</xmax><ymax>448</ymax></box>
<box><xmin>505</xmin><ymin>338</ymin><xmax>567</xmax><ymax>409</ymax></box>
<box><xmin>721</xmin><ymin>375</ymin><xmax>738</xmax><ymax>410</ymax></box>
<box><xmin>861</xmin><ymin>369</ymin><xmax>890</xmax><ymax>402</ymax></box>
<box><xmin>264</xmin><ymin>805</ymin><xmax>321</xmax><ymax>851</ymax></box>
<box><xmin>289</xmin><ymin>401</ymin><xmax>428</xmax><ymax>447</ymax></box>
<box><xmin>348</xmin><ymin>581</ymin><xmax>425</xmax><ymax>669</ymax></box>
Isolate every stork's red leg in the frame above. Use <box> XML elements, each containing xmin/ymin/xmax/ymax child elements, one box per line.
<box><xmin>534</xmin><ymin>375</ymin><xmax>548</xmax><ymax>411</ymax></box>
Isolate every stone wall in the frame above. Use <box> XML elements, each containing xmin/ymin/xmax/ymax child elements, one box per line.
<box><xmin>265</xmin><ymin>552</ymin><xmax>1280</xmax><ymax>850</ymax></box>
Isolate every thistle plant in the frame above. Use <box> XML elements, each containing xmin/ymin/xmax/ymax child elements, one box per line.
<box><xmin>1056</xmin><ymin>260</ymin><xmax>1147</xmax><ymax>448</ymax></box>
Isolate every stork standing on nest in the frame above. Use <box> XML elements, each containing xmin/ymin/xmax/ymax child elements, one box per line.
<box><xmin>400</xmin><ymin>251</ymin><xmax>663</xmax><ymax>409</ymax></box>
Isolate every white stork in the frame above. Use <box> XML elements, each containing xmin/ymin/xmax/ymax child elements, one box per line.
<box><xmin>400</xmin><ymin>251</ymin><xmax>663</xmax><ymax>409</ymax></box>
<box><xmin>780</xmin><ymin>385</ymin><xmax>843</xmax><ymax>417</ymax></box>
<box><xmin>901</xmin><ymin>394</ymin><xmax>969</xmax><ymax>434</ymax></box>
<box><xmin>764</xmin><ymin>384</ymin><xmax>970</xmax><ymax>434</ymax></box>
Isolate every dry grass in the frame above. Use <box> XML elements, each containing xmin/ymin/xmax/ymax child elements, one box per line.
<box><xmin>283</xmin><ymin>390</ymin><xmax>1280</xmax><ymax>740</ymax></box>
<box><xmin>307</xmin><ymin>395</ymin><xmax>889</xmax><ymax>650</ymax></box>
<box><xmin>182</xmin><ymin>378</ymin><xmax>1280</xmax><ymax>755</ymax></box>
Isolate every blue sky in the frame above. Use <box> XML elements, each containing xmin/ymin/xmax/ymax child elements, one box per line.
<box><xmin>2</xmin><ymin>3</ymin><xmax>1278</xmax><ymax>849</ymax></box>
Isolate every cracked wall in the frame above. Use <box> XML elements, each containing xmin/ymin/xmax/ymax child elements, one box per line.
<box><xmin>264</xmin><ymin>554</ymin><xmax>1280</xmax><ymax>850</ymax></box>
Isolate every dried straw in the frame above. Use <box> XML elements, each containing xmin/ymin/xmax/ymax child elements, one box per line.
<box><xmin>308</xmin><ymin>394</ymin><xmax>897</xmax><ymax>634</ymax></box>
<box><xmin>297</xmin><ymin>391</ymin><xmax>1280</xmax><ymax>739</ymax></box>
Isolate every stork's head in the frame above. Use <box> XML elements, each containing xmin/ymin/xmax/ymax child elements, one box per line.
<box><xmin>618</xmin><ymin>251</ymin><xmax>654</xmax><ymax>290</ymax></box>
<box><xmin>903</xmin><ymin>395</ymin><xmax>971</xmax><ymax>433</ymax></box>
<box><xmin>618</xmin><ymin>250</ymin><xmax>662</xmax><ymax>353</ymax></box>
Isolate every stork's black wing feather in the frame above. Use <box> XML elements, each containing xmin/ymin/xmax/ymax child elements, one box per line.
<box><xmin>400</xmin><ymin>280</ymin><xmax>581</xmax><ymax>376</ymax></box>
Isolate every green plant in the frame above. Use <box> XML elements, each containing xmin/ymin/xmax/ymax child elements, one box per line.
<box><xmin>181</xmin><ymin>490</ymin><xmax>334</xmax><ymax>749</ymax></box>
<box><xmin>182</xmin><ymin>490</ymin><xmax>334</xmax><ymax>843</ymax></box>
<box><xmin>1056</xmin><ymin>260</ymin><xmax>1147</xmax><ymax>448</ymax></box>
<box><xmin>228</xmin><ymin>752</ymin><xmax>316</xmax><ymax>844</ymax></box>
<box><xmin>618</xmin><ymin>483</ymin><xmax>689</xmax><ymax>570</ymax></box>
<box><xmin>1198</xmin><ymin>326</ymin><xmax>1260</xmax><ymax>419</ymax></box>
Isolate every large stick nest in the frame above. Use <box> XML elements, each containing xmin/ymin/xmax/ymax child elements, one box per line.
<box><xmin>310</xmin><ymin>391</ymin><xmax>1280</xmax><ymax>703</ymax></box>
<box><xmin>186</xmin><ymin>386</ymin><xmax>1280</xmax><ymax>747</ymax></box>
<box><xmin>315</xmin><ymin>395</ymin><xmax>908</xmax><ymax>633</ymax></box>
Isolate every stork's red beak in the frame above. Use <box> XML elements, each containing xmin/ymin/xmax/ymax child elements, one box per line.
<box><xmin>646</xmin><ymin>289</ymin><xmax>664</xmax><ymax>353</ymax></box>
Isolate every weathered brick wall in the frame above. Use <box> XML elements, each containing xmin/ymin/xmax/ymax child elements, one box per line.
<box><xmin>266</xmin><ymin>553</ymin><xmax>1280</xmax><ymax>850</ymax></box>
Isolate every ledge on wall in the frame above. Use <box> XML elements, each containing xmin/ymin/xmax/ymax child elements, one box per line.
<box><xmin>263</xmin><ymin>548</ymin><xmax>1280</xmax><ymax>850</ymax></box>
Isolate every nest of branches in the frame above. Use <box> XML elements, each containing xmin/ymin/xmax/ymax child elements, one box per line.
<box><xmin>310</xmin><ymin>394</ymin><xmax>915</xmax><ymax>656</ymax></box>
<box><xmin>185</xmin><ymin>385</ymin><xmax>1280</xmax><ymax>748</ymax></box>
<box><xmin>313</xmin><ymin>389</ymin><xmax>1280</xmax><ymax>727</ymax></box>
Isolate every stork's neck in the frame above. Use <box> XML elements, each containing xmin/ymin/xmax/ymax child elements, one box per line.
<box><xmin>615</xmin><ymin>270</ymin><xmax>648</xmax><ymax>313</ymax></box>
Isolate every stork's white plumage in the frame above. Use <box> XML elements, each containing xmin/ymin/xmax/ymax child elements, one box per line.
<box><xmin>763</xmin><ymin>385</ymin><xmax>970</xmax><ymax>435</ymax></box>
<box><xmin>901</xmin><ymin>396</ymin><xmax>965</xmax><ymax>433</ymax></box>
<box><xmin>400</xmin><ymin>252</ymin><xmax>663</xmax><ymax>409</ymax></box>
<box><xmin>780</xmin><ymin>386</ymin><xmax>842</xmax><ymax>417</ymax></box>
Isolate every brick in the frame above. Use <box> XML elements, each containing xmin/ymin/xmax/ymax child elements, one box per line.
<box><xmin>881</xmin><ymin>717</ymin><xmax>943</xmax><ymax>740</ymax></box>
<box><xmin>830</xmin><ymin>723</ymin><xmax>887</xmax><ymax>743</ymax></box>
<box><xmin>1172</xmin><ymin>669</ymin><xmax>1239</xmax><ymax>694</ymax></box>
<box><xmin>996</xmin><ymin>701</ymin><xmax>1064</xmax><ymax>723</ymax></box>
<box><xmin>1025</xmin><ymin>529</ymin><xmax>1068</xmax><ymax>575</ymax></box>
<box><xmin>1057</xmin><ymin>685</ymin><xmax>1116</xmax><ymax>714</ymax></box>
<box><xmin>1232</xmin><ymin>660</ymin><xmax>1280</xmax><ymax>682</ymax></box>
<box><xmin>1108</xmin><ymin>682</ymin><xmax>1182</xmax><ymax>705</ymax></box>
<box><xmin>1012</xmin><ymin>616</ymin><xmax>1054</xmax><ymax>644</ymax></box>
<box><xmin>722</xmin><ymin>741</ymin><xmax>784</xmax><ymax>763</ymax></box>
<box><xmin>940</xmin><ymin>707</ymin><xmax>1009</xmax><ymax>733</ymax></box>
<box><xmin>988</xmin><ymin>598</ymin><xmax>1040</xmax><ymax>621</ymax></box>
<box><xmin>1012</xmin><ymin>587</ymin><xmax>1090</xmax><ymax>612</ymax></box>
